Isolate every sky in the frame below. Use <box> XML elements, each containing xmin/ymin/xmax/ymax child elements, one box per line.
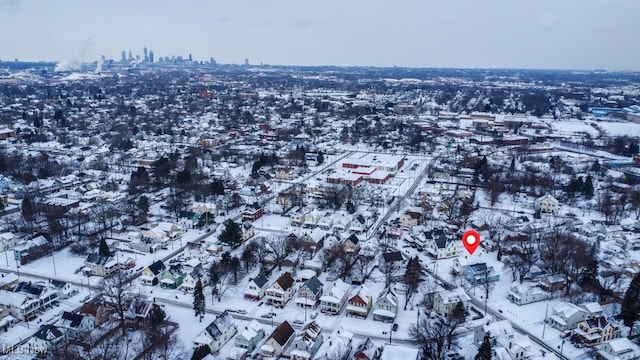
<box><xmin>1</xmin><ymin>0</ymin><xmax>639</xmax><ymax>71</ymax></box>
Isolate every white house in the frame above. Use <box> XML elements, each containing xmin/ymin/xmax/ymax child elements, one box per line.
<box><xmin>372</xmin><ymin>287</ymin><xmax>399</xmax><ymax>323</ymax></box>
<box><xmin>260</xmin><ymin>321</ymin><xmax>296</xmax><ymax>358</ymax></box>
<box><xmin>27</xmin><ymin>325</ymin><xmax>65</xmax><ymax>352</ymax></box>
<box><xmin>598</xmin><ymin>338</ymin><xmax>640</xmax><ymax>360</ymax></box>
<box><xmin>319</xmin><ymin>279</ymin><xmax>350</xmax><ymax>315</ymax></box>
<box><xmin>57</xmin><ymin>312</ymin><xmax>95</xmax><ymax>339</ymax></box>
<box><xmin>314</xmin><ymin>326</ymin><xmax>353</xmax><ymax>360</ymax></box>
<box><xmin>535</xmin><ymin>194</ymin><xmax>559</xmax><ymax>215</ymax></box>
<box><xmin>193</xmin><ymin>311</ymin><xmax>237</xmax><ymax>354</ymax></box>
<box><xmin>507</xmin><ymin>283</ymin><xmax>548</xmax><ymax>305</ymax></box>
<box><xmin>265</xmin><ymin>272</ymin><xmax>296</xmax><ymax>308</ymax></box>
<box><xmin>474</xmin><ymin>320</ymin><xmax>532</xmax><ymax>360</ymax></box>
<box><xmin>423</xmin><ymin>229</ymin><xmax>459</xmax><ymax>259</ymax></box>
<box><xmin>547</xmin><ymin>302</ymin><xmax>588</xmax><ymax>331</ymax></box>
<box><xmin>244</xmin><ymin>273</ymin><xmax>270</xmax><ymax>301</ymax></box>
<box><xmin>234</xmin><ymin>319</ymin><xmax>265</xmax><ymax>352</ymax></box>
<box><xmin>433</xmin><ymin>288</ymin><xmax>470</xmax><ymax>318</ymax></box>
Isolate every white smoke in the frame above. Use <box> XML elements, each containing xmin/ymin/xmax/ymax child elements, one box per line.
<box><xmin>54</xmin><ymin>38</ymin><xmax>95</xmax><ymax>72</ymax></box>
<box><xmin>95</xmin><ymin>57</ymin><xmax>104</xmax><ymax>73</ymax></box>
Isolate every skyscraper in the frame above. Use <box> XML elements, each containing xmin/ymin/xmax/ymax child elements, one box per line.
<box><xmin>143</xmin><ymin>47</ymin><xmax>148</xmax><ymax>62</ymax></box>
<box><xmin>148</xmin><ymin>51</ymin><xmax>154</xmax><ymax>63</ymax></box>
<box><xmin>121</xmin><ymin>51</ymin><xmax>126</xmax><ymax>63</ymax></box>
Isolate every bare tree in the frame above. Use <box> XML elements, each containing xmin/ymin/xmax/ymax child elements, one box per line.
<box><xmin>409</xmin><ymin>316</ymin><xmax>450</xmax><ymax>360</ymax></box>
<box><xmin>98</xmin><ymin>270</ymin><xmax>138</xmax><ymax>335</ymax></box>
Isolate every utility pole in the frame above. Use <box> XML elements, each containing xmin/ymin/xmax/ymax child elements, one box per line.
<box><xmin>542</xmin><ymin>302</ymin><xmax>549</xmax><ymax>339</ymax></box>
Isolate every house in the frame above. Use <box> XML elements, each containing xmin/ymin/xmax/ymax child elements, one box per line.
<box><xmin>79</xmin><ymin>301</ymin><xmax>110</xmax><ymax>327</ymax></box>
<box><xmin>352</xmin><ymin>337</ymin><xmax>378</xmax><ymax>360</ymax></box>
<box><xmin>244</xmin><ymin>273</ymin><xmax>269</xmax><ymax>301</ymax></box>
<box><xmin>372</xmin><ymin>287</ymin><xmax>399</xmax><ymax>323</ymax></box>
<box><xmin>290</xmin><ymin>208</ymin><xmax>305</xmax><ymax>226</ymax></box>
<box><xmin>289</xmin><ymin>321</ymin><xmax>323</xmax><ymax>360</ymax></box>
<box><xmin>193</xmin><ymin>310</ymin><xmax>238</xmax><ymax>354</ymax></box>
<box><xmin>241</xmin><ymin>222</ymin><xmax>255</xmax><ymax>242</ymax></box>
<box><xmin>57</xmin><ymin>311</ymin><xmax>95</xmax><ymax>339</ymax></box>
<box><xmin>378</xmin><ymin>344</ymin><xmax>419</xmax><ymax>360</ymax></box>
<box><xmin>266</xmin><ymin>272</ymin><xmax>296</xmax><ymax>308</ymax></box>
<box><xmin>13</xmin><ymin>235</ymin><xmax>49</xmax><ymax>264</ymax></box>
<box><xmin>547</xmin><ymin>302</ymin><xmax>588</xmax><ymax>331</ymax></box>
<box><xmin>319</xmin><ymin>279</ymin><xmax>350</xmax><ymax>315</ymax></box>
<box><xmin>235</xmin><ymin>319</ymin><xmax>265</xmax><ymax>352</ymax></box>
<box><xmin>433</xmin><ymin>288</ymin><xmax>470</xmax><ymax>318</ymax></box>
<box><xmin>400</xmin><ymin>208</ymin><xmax>423</xmax><ymax>228</ymax></box>
<box><xmin>49</xmin><ymin>280</ymin><xmax>77</xmax><ymax>300</ymax></box>
<box><xmin>303</xmin><ymin>209</ymin><xmax>322</xmax><ymax>228</ymax></box>
<box><xmin>242</xmin><ymin>203</ymin><xmax>264</xmax><ymax>222</ymax></box>
<box><xmin>573</xmin><ymin>316</ymin><xmax>621</xmax><ymax>347</ymax></box>
<box><xmin>474</xmin><ymin>320</ymin><xmax>532</xmax><ymax>360</ymax></box>
<box><xmin>539</xmin><ymin>274</ymin><xmax>567</xmax><ymax>292</ymax></box>
<box><xmin>124</xmin><ymin>298</ymin><xmax>156</xmax><ymax>329</ymax></box>
<box><xmin>379</xmin><ymin>251</ymin><xmax>405</xmax><ymax>274</ymax></box>
<box><xmin>0</xmin><ymin>289</ymin><xmax>43</xmax><ymax>321</ymax></box>
<box><xmin>0</xmin><ymin>272</ymin><xmax>19</xmax><ymax>290</ymax></box>
<box><xmin>423</xmin><ymin>229</ymin><xmax>459</xmax><ymax>259</ymax></box>
<box><xmin>464</xmin><ymin>263</ymin><xmax>500</xmax><ymax>284</ymax></box>
<box><xmin>299</xmin><ymin>228</ymin><xmax>326</xmax><ymax>257</ymax></box>
<box><xmin>260</xmin><ymin>321</ymin><xmax>296</xmax><ymax>358</ymax></box>
<box><xmin>295</xmin><ymin>277</ymin><xmax>323</xmax><ymax>308</ymax></box>
<box><xmin>507</xmin><ymin>283</ymin><xmax>548</xmax><ymax>305</ymax></box>
<box><xmin>314</xmin><ymin>326</ymin><xmax>353</xmax><ymax>360</ymax></box>
<box><xmin>27</xmin><ymin>325</ymin><xmax>65</xmax><ymax>352</ymax></box>
<box><xmin>0</xmin><ymin>231</ymin><xmax>17</xmax><ymax>251</ymax></box>
<box><xmin>179</xmin><ymin>274</ymin><xmax>198</xmax><ymax>294</ymax></box>
<box><xmin>535</xmin><ymin>194</ymin><xmax>559</xmax><ymax>215</ymax></box>
<box><xmin>597</xmin><ymin>338</ymin><xmax>640</xmax><ymax>360</ymax></box>
<box><xmin>84</xmin><ymin>254</ymin><xmax>119</xmax><ymax>278</ymax></box>
<box><xmin>141</xmin><ymin>260</ymin><xmax>166</xmax><ymax>286</ymax></box>
<box><xmin>346</xmin><ymin>285</ymin><xmax>372</xmax><ymax>318</ymax></box>
<box><xmin>159</xmin><ymin>265</ymin><xmax>184</xmax><ymax>290</ymax></box>
<box><xmin>342</xmin><ymin>234</ymin><xmax>361</xmax><ymax>254</ymax></box>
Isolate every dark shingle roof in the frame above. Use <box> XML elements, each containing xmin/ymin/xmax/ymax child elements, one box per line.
<box><xmin>60</xmin><ymin>311</ymin><xmax>85</xmax><ymax>328</ymax></box>
<box><xmin>33</xmin><ymin>325</ymin><xmax>63</xmax><ymax>341</ymax></box>
<box><xmin>302</xmin><ymin>277</ymin><xmax>323</xmax><ymax>295</ymax></box>
<box><xmin>271</xmin><ymin>321</ymin><xmax>295</xmax><ymax>346</ymax></box>
<box><xmin>275</xmin><ymin>272</ymin><xmax>294</xmax><ymax>290</ymax></box>
<box><xmin>252</xmin><ymin>273</ymin><xmax>269</xmax><ymax>288</ymax></box>
<box><xmin>382</xmin><ymin>251</ymin><xmax>404</xmax><ymax>263</ymax></box>
<box><xmin>148</xmin><ymin>260</ymin><xmax>166</xmax><ymax>275</ymax></box>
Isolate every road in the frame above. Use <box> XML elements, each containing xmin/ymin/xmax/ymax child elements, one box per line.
<box><xmin>154</xmin><ymin>295</ymin><xmax>417</xmax><ymax>346</ymax></box>
<box><xmin>423</xmin><ymin>265</ymin><xmax>569</xmax><ymax>360</ymax></box>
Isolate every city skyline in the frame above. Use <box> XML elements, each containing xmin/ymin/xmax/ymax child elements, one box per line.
<box><xmin>1</xmin><ymin>0</ymin><xmax>640</xmax><ymax>71</ymax></box>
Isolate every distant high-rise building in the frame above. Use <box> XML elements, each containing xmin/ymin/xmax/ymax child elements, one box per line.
<box><xmin>188</xmin><ymin>53</ymin><xmax>193</xmax><ymax>61</ymax></box>
<box><xmin>148</xmin><ymin>50</ymin><xmax>154</xmax><ymax>63</ymax></box>
<box><xmin>143</xmin><ymin>46</ymin><xmax>148</xmax><ymax>62</ymax></box>
<box><xmin>121</xmin><ymin>51</ymin><xmax>126</xmax><ymax>63</ymax></box>
<box><xmin>128</xmin><ymin>50</ymin><xmax>133</xmax><ymax>61</ymax></box>
<box><xmin>210</xmin><ymin>57</ymin><xmax>216</xmax><ymax>65</ymax></box>
<box><xmin>244</xmin><ymin>58</ymin><xmax>249</xmax><ymax>66</ymax></box>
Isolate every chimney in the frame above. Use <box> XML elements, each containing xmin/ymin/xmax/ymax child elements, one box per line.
<box><xmin>508</xmin><ymin>342</ymin><xmax>512</xmax><ymax>349</ymax></box>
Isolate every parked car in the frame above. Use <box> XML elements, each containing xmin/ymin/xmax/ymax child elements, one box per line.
<box><xmin>310</xmin><ymin>311</ymin><xmax>318</xmax><ymax>319</ymax></box>
<box><xmin>392</xmin><ymin>324</ymin><xmax>398</xmax><ymax>331</ymax></box>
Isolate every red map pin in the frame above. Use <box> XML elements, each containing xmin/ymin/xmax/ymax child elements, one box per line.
<box><xmin>462</xmin><ymin>230</ymin><xmax>480</xmax><ymax>255</ymax></box>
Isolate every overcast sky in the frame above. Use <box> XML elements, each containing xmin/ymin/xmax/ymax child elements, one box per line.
<box><xmin>1</xmin><ymin>0</ymin><xmax>639</xmax><ymax>71</ymax></box>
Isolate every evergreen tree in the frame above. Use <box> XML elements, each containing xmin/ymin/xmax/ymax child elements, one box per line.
<box><xmin>317</xmin><ymin>151</ymin><xmax>325</xmax><ymax>165</ymax></box>
<box><xmin>510</xmin><ymin>157</ymin><xmax>515</xmax><ymax>172</ymax></box>
<box><xmin>149</xmin><ymin>303</ymin><xmax>166</xmax><ymax>334</ymax></box>
<box><xmin>99</xmin><ymin>238</ymin><xmax>110</xmax><ymax>257</ymax></box>
<box><xmin>21</xmin><ymin>195</ymin><xmax>36</xmax><ymax>223</ymax></box>
<box><xmin>621</xmin><ymin>275</ymin><xmax>640</xmax><ymax>332</ymax></box>
<box><xmin>583</xmin><ymin>175</ymin><xmax>594</xmax><ymax>199</ymax></box>
<box><xmin>218</xmin><ymin>220</ymin><xmax>242</xmax><ymax>247</ymax></box>
<box><xmin>193</xmin><ymin>279</ymin><xmax>205</xmax><ymax>322</ymax></box>
<box><xmin>475</xmin><ymin>332</ymin><xmax>493</xmax><ymax>360</ymax></box>
<box><xmin>404</xmin><ymin>256</ymin><xmax>424</xmax><ymax>294</ymax></box>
